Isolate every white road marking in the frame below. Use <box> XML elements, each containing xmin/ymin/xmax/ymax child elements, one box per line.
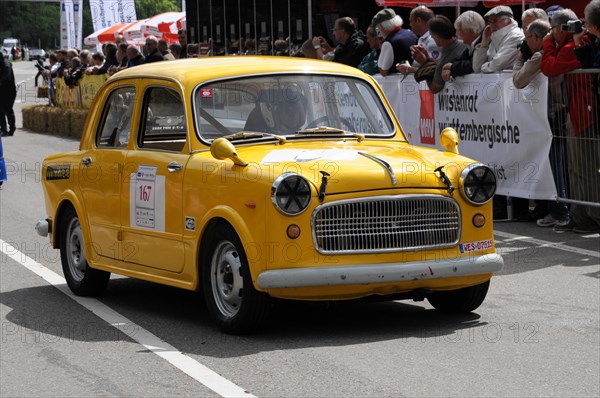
<box><xmin>0</xmin><ymin>239</ymin><xmax>256</xmax><ymax>398</ymax></box>
<box><xmin>494</xmin><ymin>230</ymin><xmax>600</xmax><ymax>258</ymax></box>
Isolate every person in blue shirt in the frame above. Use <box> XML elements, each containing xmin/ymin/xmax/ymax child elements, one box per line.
<box><xmin>358</xmin><ymin>26</ymin><xmax>382</xmax><ymax>75</ymax></box>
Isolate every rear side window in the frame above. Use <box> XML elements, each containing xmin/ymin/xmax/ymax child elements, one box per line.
<box><xmin>139</xmin><ymin>87</ymin><xmax>187</xmax><ymax>152</ymax></box>
<box><xmin>97</xmin><ymin>86</ymin><xmax>136</xmax><ymax>148</ymax></box>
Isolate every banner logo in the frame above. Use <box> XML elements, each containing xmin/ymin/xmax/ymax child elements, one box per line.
<box><xmin>419</xmin><ymin>90</ymin><xmax>435</xmax><ymax>145</ymax></box>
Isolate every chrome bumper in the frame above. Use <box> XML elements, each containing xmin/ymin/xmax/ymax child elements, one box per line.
<box><xmin>257</xmin><ymin>253</ymin><xmax>503</xmax><ymax>289</ymax></box>
<box><xmin>35</xmin><ymin>218</ymin><xmax>51</xmax><ymax>237</ymax></box>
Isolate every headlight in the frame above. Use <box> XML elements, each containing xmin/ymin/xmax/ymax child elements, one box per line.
<box><xmin>460</xmin><ymin>164</ymin><xmax>496</xmax><ymax>205</ymax></box>
<box><xmin>271</xmin><ymin>173</ymin><xmax>312</xmax><ymax>215</ymax></box>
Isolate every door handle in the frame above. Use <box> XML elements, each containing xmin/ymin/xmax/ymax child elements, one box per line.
<box><xmin>81</xmin><ymin>157</ymin><xmax>92</xmax><ymax>167</ymax></box>
<box><xmin>167</xmin><ymin>161</ymin><xmax>183</xmax><ymax>173</ymax></box>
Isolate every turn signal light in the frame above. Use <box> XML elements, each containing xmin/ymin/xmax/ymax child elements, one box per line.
<box><xmin>287</xmin><ymin>224</ymin><xmax>301</xmax><ymax>239</ymax></box>
<box><xmin>473</xmin><ymin>213</ymin><xmax>486</xmax><ymax>228</ymax></box>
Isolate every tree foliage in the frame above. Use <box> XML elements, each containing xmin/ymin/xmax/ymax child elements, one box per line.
<box><xmin>0</xmin><ymin>0</ymin><xmax>180</xmax><ymax>50</ymax></box>
<box><xmin>136</xmin><ymin>0</ymin><xmax>180</xmax><ymax>19</ymax></box>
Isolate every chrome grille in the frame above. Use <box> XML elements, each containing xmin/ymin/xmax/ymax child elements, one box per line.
<box><xmin>312</xmin><ymin>195</ymin><xmax>460</xmax><ymax>254</ymax></box>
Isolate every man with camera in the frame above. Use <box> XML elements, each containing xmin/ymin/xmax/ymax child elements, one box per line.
<box><xmin>513</xmin><ymin>20</ymin><xmax>572</xmax><ymax>229</ymax></box>
<box><xmin>571</xmin><ymin>0</ymin><xmax>600</xmax><ymax>232</ymax></box>
<box><xmin>573</xmin><ymin>0</ymin><xmax>600</xmax><ymax>68</ymax></box>
<box><xmin>513</xmin><ymin>20</ymin><xmax>550</xmax><ymax>89</ymax></box>
<box><xmin>541</xmin><ymin>7</ymin><xmax>600</xmax><ymax>233</ymax></box>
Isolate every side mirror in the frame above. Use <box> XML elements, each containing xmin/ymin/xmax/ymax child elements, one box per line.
<box><xmin>440</xmin><ymin>128</ymin><xmax>460</xmax><ymax>154</ymax></box>
<box><xmin>210</xmin><ymin>138</ymin><xmax>248</xmax><ymax>167</ymax></box>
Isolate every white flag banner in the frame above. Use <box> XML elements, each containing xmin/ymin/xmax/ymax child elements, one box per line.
<box><xmin>375</xmin><ymin>72</ymin><xmax>557</xmax><ymax>200</ymax></box>
<box><xmin>89</xmin><ymin>0</ymin><xmax>137</xmax><ymax>32</ymax></box>
<box><xmin>74</xmin><ymin>0</ymin><xmax>83</xmax><ymax>49</ymax></box>
<box><xmin>60</xmin><ymin>0</ymin><xmax>76</xmax><ymax>49</ymax></box>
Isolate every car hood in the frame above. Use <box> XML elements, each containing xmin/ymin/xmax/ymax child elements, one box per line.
<box><xmin>233</xmin><ymin>140</ymin><xmax>470</xmax><ymax>194</ymax></box>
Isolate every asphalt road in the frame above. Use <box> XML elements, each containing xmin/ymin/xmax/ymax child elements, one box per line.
<box><xmin>1</xmin><ymin>61</ymin><xmax>599</xmax><ymax>397</ymax></box>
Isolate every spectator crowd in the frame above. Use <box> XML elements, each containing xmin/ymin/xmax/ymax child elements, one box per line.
<box><xmin>298</xmin><ymin>2</ymin><xmax>599</xmax><ymax>234</ymax></box>
<box><xmin>4</xmin><ymin>2</ymin><xmax>600</xmax><ymax>233</ymax></box>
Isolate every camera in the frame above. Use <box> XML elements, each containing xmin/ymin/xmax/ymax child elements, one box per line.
<box><xmin>517</xmin><ymin>39</ymin><xmax>533</xmax><ymax>61</ymax></box>
<box><xmin>561</xmin><ymin>20</ymin><xmax>584</xmax><ymax>33</ymax></box>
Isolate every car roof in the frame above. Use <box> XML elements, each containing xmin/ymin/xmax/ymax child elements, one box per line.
<box><xmin>109</xmin><ymin>56</ymin><xmax>371</xmax><ymax>85</ymax></box>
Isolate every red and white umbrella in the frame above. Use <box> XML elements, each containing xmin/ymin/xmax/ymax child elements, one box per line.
<box><xmin>158</xmin><ymin>14</ymin><xmax>186</xmax><ymax>43</ymax></box>
<box><xmin>84</xmin><ymin>21</ymin><xmax>138</xmax><ymax>46</ymax></box>
<box><xmin>375</xmin><ymin>0</ymin><xmax>478</xmax><ymax>6</ymax></box>
<box><xmin>483</xmin><ymin>0</ymin><xmax>545</xmax><ymax>6</ymax></box>
<box><xmin>141</xmin><ymin>12</ymin><xmax>185</xmax><ymax>39</ymax></box>
<box><xmin>122</xmin><ymin>19</ymin><xmax>149</xmax><ymax>43</ymax></box>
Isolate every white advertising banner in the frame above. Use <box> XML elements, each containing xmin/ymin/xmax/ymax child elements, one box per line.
<box><xmin>60</xmin><ymin>0</ymin><xmax>75</xmax><ymax>49</ymax></box>
<box><xmin>89</xmin><ymin>0</ymin><xmax>137</xmax><ymax>31</ymax></box>
<box><xmin>375</xmin><ymin>73</ymin><xmax>557</xmax><ymax>200</ymax></box>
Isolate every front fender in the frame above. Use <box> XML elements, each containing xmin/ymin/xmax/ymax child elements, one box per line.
<box><xmin>198</xmin><ymin>204</ymin><xmax>266</xmax><ymax>280</ymax></box>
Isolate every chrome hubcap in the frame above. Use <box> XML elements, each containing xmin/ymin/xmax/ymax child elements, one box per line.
<box><xmin>66</xmin><ymin>218</ymin><xmax>86</xmax><ymax>282</ymax></box>
<box><xmin>210</xmin><ymin>241</ymin><xmax>243</xmax><ymax>317</ymax></box>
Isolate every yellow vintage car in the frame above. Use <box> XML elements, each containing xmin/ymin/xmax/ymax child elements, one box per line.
<box><xmin>37</xmin><ymin>57</ymin><xmax>503</xmax><ymax>333</ymax></box>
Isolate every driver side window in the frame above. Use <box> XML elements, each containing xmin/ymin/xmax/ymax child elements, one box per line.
<box><xmin>97</xmin><ymin>87</ymin><xmax>136</xmax><ymax>148</ymax></box>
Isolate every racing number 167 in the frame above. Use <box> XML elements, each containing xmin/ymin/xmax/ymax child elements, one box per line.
<box><xmin>137</xmin><ymin>184</ymin><xmax>154</xmax><ymax>208</ymax></box>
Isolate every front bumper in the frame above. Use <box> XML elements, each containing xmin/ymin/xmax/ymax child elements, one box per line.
<box><xmin>257</xmin><ymin>253</ymin><xmax>503</xmax><ymax>289</ymax></box>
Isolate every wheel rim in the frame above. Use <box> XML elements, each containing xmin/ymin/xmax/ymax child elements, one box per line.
<box><xmin>210</xmin><ymin>240</ymin><xmax>243</xmax><ymax>318</ymax></box>
<box><xmin>66</xmin><ymin>217</ymin><xmax>86</xmax><ymax>282</ymax></box>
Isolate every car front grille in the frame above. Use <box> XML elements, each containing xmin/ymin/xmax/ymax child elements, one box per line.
<box><xmin>312</xmin><ymin>195</ymin><xmax>460</xmax><ymax>254</ymax></box>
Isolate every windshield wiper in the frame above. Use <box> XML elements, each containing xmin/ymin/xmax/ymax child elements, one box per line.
<box><xmin>221</xmin><ymin>131</ymin><xmax>287</xmax><ymax>144</ymax></box>
<box><xmin>295</xmin><ymin>126</ymin><xmax>365</xmax><ymax>142</ymax></box>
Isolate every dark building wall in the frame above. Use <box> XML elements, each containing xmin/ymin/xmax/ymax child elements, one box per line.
<box><xmin>185</xmin><ymin>0</ymin><xmax>383</xmax><ymax>55</ymax></box>
<box><xmin>185</xmin><ymin>1</ymin><xmax>576</xmax><ymax>55</ymax></box>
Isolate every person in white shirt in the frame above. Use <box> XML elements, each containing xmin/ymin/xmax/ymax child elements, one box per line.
<box><xmin>396</xmin><ymin>6</ymin><xmax>441</xmax><ymax>74</ymax></box>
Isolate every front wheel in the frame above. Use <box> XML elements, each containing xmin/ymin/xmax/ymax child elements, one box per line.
<box><xmin>60</xmin><ymin>207</ymin><xmax>110</xmax><ymax>296</ymax></box>
<box><xmin>202</xmin><ymin>225</ymin><xmax>270</xmax><ymax>334</ymax></box>
<box><xmin>427</xmin><ymin>280</ymin><xmax>490</xmax><ymax>313</ymax></box>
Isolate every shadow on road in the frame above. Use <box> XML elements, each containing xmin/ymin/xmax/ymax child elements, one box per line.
<box><xmin>1</xmin><ymin>277</ymin><xmax>489</xmax><ymax>358</ymax></box>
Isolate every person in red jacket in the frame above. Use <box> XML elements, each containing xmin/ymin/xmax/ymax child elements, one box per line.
<box><xmin>540</xmin><ymin>8</ymin><xmax>600</xmax><ymax>233</ymax></box>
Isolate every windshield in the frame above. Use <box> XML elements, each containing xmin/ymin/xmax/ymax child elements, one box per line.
<box><xmin>193</xmin><ymin>74</ymin><xmax>395</xmax><ymax>141</ymax></box>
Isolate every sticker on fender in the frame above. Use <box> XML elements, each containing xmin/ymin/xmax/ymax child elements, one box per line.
<box><xmin>459</xmin><ymin>239</ymin><xmax>493</xmax><ymax>253</ymax></box>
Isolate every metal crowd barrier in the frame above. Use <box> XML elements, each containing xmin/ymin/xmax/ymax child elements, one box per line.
<box><xmin>551</xmin><ymin>69</ymin><xmax>600</xmax><ymax>209</ymax></box>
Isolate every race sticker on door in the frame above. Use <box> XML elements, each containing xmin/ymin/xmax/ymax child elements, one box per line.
<box><xmin>459</xmin><ymin>239</ymin><xmax>493</xmax><ymax>254</ymax></box>
<box><xmin>130</xmin><ymin>165</ymin><xmax>166</xmax><ymax>231</ymax></box>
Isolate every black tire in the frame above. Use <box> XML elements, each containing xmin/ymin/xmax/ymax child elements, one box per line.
<box><xmin>59</xmin><ymin>207</ymin><xmax>110</xmax><ymax>296</ymax></box>
<box><xmin>202</xmin><ymin>224</ymin><xmax>270</xmax><ymax>334</ymax></box>
<box><xmin>427</xmin><ymin>280</ymin><xmax>490</xmax><ymax>313</ymax></box>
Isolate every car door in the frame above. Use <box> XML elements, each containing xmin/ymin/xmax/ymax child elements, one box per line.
<box><xmin>78</xmin><ymin>85</ymin><xmax>136</xmax><ymax>261</ymax></box>
<box><xmin>121</xmin><ymin>84</ymin><xmax>188</xmax><ymax>273</ymax></box>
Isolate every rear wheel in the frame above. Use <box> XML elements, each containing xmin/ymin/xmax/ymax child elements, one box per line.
<box><xmin>202</xmin><ymin>225</ymin><xmax>270</xmax><ymax>334</ymax></box>
<box><xmin>60</xmin><ymin>207</ymin><xmax>110</xmax><ymax>296</ymax></box>
<box><xmin>427</xmin><ymin>280</ymin><xmax>490</xmax><ymax>313</ymax></box>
